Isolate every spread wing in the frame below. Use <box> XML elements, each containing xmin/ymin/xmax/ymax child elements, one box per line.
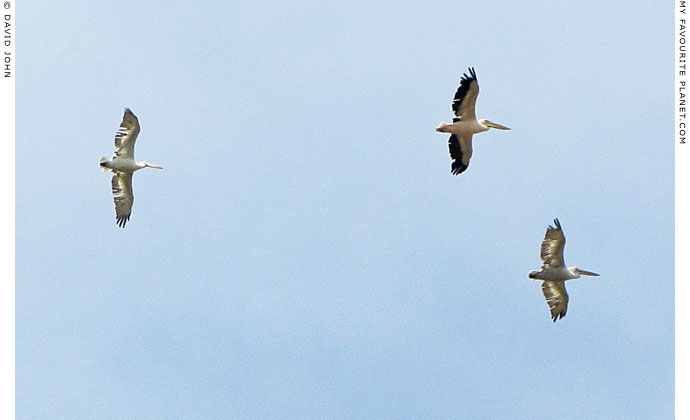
<box><xmin>540</xmin><ymin>218</ymin><xmax>566</xmax><ymax>269</ymax></box>
<box><xmin>452</xmin><ymin>67</ymin><xmax>479</xmax><ymax>121</ymax></box>
<box><xmin>448</xmin><ymin>134</ymin><xmax>473</xmax><ymax>175</ymax></box>
<box><xmin>541</xmin><ymin>281</ymin><xmax>569</xmax><ymax>322</ymax></box>
<box><xmin>113</xmin><ymin>108</ymin><xmax>140</xmax><ymax>159</ymax></box>
<box><xmin>111</xmin><ymin>173</ymin><xmax>134</xmax><ymax>228</ymax></box>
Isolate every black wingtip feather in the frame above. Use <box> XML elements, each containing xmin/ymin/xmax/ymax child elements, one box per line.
<box><xmin>550</xmin><ymin>308</ymin><xmax>566</xmax><ymax>322</ymax></box>
<box><xmin>116</xmin><ymin>215</ymin><xmax>130</xmax><ymax>228</ymax></box>
<box><xmin>451</xmin><ymin>161</ymin><xmax>468</xmax><ymax>175</ymax></box>
<box><xmin>448</xmin><ymin>134</ymin><xmax>468</xmax><ymax>175</ymax></box>
<box><xmin>462</xmin><ymin>67</ymin><xmax>477</xmax><ymax>82</ymax></box>
<box><xmin>548</xmin><ymin>218</ymin><xmax>561</xmax><ymax>231</ymax></box>
<box><xmin>123</xmin><ymin>107</ymin><xmax>138</xmax><ymax>120</ymax></box>
<box><xmin>452</xmin><ymin>67</ymin><xmax>478</xmax><ymax>114</ymax></box>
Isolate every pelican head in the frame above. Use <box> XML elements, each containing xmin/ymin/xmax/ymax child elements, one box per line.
<box><xmin>571</xmin><ymin>267</ymin><xmax>600</xmax><ymax>277</ymax></box>
<box><xmin>479</xmin><ymin>119</ymin><xmax>510</xmax><ymax>130</ymax></box>
<box><xmin>138</xmin><ymin>161</ymin><xmax>163</xmax><ymax>170</ymax></box>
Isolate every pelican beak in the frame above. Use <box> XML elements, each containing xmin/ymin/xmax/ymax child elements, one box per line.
<box><xmin>146</xmin><ymin>163</ymin><xmax>163</xmax><ymax>169</ymax></box>
<box><xmin>482</xmin><ymin>120</ymin><xmax>511</xmax><ymax>130</ymax></box>
<box><xmin>575</xmin><ymin>268</ymin><xmax>600</xmax><ymax>276</ymax></box>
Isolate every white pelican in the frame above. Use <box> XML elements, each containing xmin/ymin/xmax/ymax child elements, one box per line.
<box><xmin>99</xmin><ymin>108</ymin><xmax>162</xmax><ymax>228</ymax></box>
<box><xmin>436</xmin><ymin>67</ymin><xmax>510</xmax><ymax>175</ymax></box>
<box><xmin>528</xmin><ymin>218</ymin><xmax>600</xmax><ymax>322</ymax></box>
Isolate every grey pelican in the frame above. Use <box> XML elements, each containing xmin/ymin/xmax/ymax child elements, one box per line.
<box><xmin>436</xmin><ymin>67</ymin><xmax>510</xmax><ymax>175</ymax></box>
<box><xmin>529</xmin><ymin>218</ymin><xmax>600</xmax><ymax>322</ymax></box>
<box><xmin>99</xmin><ymin>108</ymin><xmax>163</xmax><ymax>228</ymax></box>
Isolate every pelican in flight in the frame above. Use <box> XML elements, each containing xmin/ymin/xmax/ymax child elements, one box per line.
<box><xmin>528</xmin><ymin>219</ymin><xmax>600</xmax><ymax>322</ymax></box>
<box><xmin>99</xmin><ymin>108</ymin><xmax>162</xmax><ymax>228</ymax></box>
<box><xmin>436</xmin><ymin>67</ymin><xmax>510</xmax><ymax>175</ymax></box>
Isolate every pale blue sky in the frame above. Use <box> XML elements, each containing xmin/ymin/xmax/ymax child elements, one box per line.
<box><xmin>17</xmin><ymin>1</ymin><xmax>672</xmax><ymax>419</ymax></box>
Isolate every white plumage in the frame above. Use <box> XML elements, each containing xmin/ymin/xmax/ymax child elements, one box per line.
<box><xmin>436</xmin><ymin>67</ymin><xmax>510</xmax><ymax>175</ymax></box>
<box><xmin>528</xmin><ymin>219</ymin><xmax>600</xmax><ymax>322</ymax></box>
<box><xmin>99</xmin><ymin>108</ymin><xmax>163</xmax><ymax>228</ymax></box>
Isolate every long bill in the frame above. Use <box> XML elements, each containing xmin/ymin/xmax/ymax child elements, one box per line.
<box><xmin>574</xmin><ymin>268</ymin><xmax>600</xmax><ymax>276</ymax></box>
<box><xmin>145</xmin><ymin>162</ymin><xmax>164</xmax><ymax>169</ymax></box>
<box><xmin>482</xmin><ymin>120</ymin><xmax>511</xmax><ymax>130</ymax></box>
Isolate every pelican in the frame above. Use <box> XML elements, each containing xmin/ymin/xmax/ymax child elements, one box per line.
<box><xmin>436</xmin><ymin>67</ymin><xmax>510</xmax><ymax>175</ymax></box>
<box><xmin>528</xmin><ymin>219</ymin><xmax>599</xmax><ymax>322</ymax></box>
<box><xmin>99</xmin><ymin>108</ymin><xmax>163</xmax><ymax>228</ymax></box>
